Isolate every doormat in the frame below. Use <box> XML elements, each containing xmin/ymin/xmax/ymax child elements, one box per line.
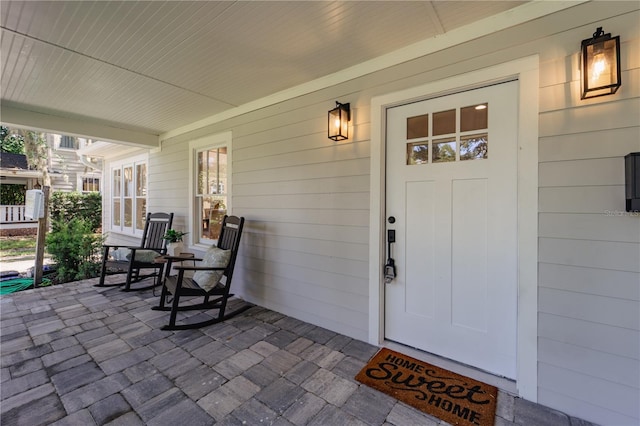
<box><xmin>355</xmin><ymin>348</ymin><xmax>497</xmax><ymax>426</ymax></box>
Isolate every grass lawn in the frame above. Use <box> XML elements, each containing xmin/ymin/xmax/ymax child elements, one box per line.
<box><xmin>0</xmin><ymin>236</ymin><xmax>38</xmax><ymax>258</ymax></box>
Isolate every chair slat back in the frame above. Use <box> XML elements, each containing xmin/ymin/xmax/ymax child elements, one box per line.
<box><xmin>217</xmin><ymin>215</ymin><xmax>245</xmax><ymax>283</ymax></box>
<box><xmin>141</xmin><ymin>212</ymin><xmax>174</xmax><ymax>250</ymax></box>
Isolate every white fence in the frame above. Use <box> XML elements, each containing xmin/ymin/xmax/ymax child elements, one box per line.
<box><xmin>0</xmin><ymin>205</ymin><xmax>35</xmax><ymax>224</ymax></box>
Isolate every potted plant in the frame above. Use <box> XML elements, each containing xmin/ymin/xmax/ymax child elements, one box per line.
<box><xmin>163</xmin><ymin>229</ymin><xmax>188</xmax><ymax>256</ymax></box>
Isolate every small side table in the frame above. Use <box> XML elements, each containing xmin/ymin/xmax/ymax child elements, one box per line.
<box><xmin>154</xmin><ymin>253</ymin><xmax>197</xmax><ymax>295</ymax></box>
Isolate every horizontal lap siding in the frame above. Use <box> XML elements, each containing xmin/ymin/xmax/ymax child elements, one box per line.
<box><xmin>233</xmin><ymin>105</ymin><xmax>371</xmax><ymax>339</ymax></box>
<box><xmin>537</xmin><ymin>8</ymin><xmax>640</xmax><ymax>424</ymax></box>
<box><xmin>153</xmin><ymin>102</ymin><xmax>375</xmax><ymax>340</ymax></box>
<box><xmin>538</xmin><ymin>364</ymin><xmax>640</xmax><ymax>425</ymax></box>
<box><xmin>148</xmin><ymin>141</ymin><xmax>190</xmax><ymax>232</ymax></box>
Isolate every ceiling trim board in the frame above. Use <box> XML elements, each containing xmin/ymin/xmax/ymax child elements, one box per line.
<box><xmin>77</xmin><ymin>141</ymin><xmax>146</xmax><ymax>159</ymax></box>
<box><xmin>1</xmin><ymin>103</ymin><xmax>159</xmax><ymax>147</ymax></box>
<box><xmin>160</xmin><ymin>0</ymin><xmax>586</xmax><ymax>141</ymax></box>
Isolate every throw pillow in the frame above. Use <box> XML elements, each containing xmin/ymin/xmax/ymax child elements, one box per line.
<box><xmin>110</xmin><ymin>248</ymin><xmax>131</xmax><ymax>261</ymax></box>
<box><xmin>193</xmin><ymin>246</ymin><xmax>231</xmax><ymax>291</ymax></box>
<box><xmin>126</xmin><ymin>249</ymin><xmax>161</xmax><ymax>263</ymax></box>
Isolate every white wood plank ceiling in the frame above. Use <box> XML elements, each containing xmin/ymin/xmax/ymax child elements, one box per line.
<box><xmin>1</xmin><ymin>1</ymin><xmax>525</xmax><ymax>141</ymax></box>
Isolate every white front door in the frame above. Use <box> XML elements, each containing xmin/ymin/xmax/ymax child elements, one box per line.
<box><xmin>384</xmin><ymin>81</ymin><xmax>518</xmax><ymax>378</ymax></box>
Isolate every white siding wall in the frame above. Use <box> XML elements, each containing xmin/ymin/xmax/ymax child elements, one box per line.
<box><xmin>151</xmin><ymin>2</ymin><xmax>639</xmax><ymax>424</ymax></box>
<box><xmin>148</xmin><ymin>141</ymin><xmax>190</xmax><ymax>234</ymax></box>
<box><xmin>233</xmin><ymin>108</ymin><xmax>371</xmax><ymax>339</ymax></box>
<box><xmin>155</xmin><ymin>103</ymin><xmax>372</xmax><ymax>339</ymax></box>
<box><xmin>536</xmin><ymin>7</ymin><xmax>640</xmax><ymax>424</ymax></box>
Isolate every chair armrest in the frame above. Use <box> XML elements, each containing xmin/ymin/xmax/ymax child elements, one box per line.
<box><xmin>163</xmin><ymin>254</ymin><xmax>201</xmax><ymax>262</ymax></box>
<box><xmin>174</xmin><ymin>265</ymin><xmax>226</xmax><ymax>271</ymax></box>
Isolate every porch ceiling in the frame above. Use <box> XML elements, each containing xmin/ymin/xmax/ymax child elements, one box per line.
<box><xmin>1</xmin><ymin>1</ymin><xmax>526</xmax><ymax>143</ymax></box>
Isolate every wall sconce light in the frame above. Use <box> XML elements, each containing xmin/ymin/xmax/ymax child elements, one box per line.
<box><xmin>328</xmin><ymin>101</ymin><xmax>350</xmax><ymax>141</ymax></box>
<box><xmin>581</xmin><ymin>27</ymin><xmax>621</xmax><ymax>99</ymax></box>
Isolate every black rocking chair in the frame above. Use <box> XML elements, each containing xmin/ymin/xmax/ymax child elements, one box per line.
<box><xmin>96</xmin><ymin>212</ymin><xmax>174</xmax><ymax>291</ymax></box>
<box><xmin>153</xmin><ymin>215</ymin><xmax>250</xmax><ymax>330</ymax></box>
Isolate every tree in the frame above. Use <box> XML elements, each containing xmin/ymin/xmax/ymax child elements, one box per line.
<box><xmin>21</xmin><ymin>130</ymin><xmax>50</xmax><ymax>187</ymax></box>
<box><xmin>0</xmin><ymin>126</ymin><xmax>27</xmax><ymax>204</ymax></box>
<box><xmin>433</xmin><ymin>142</ymin><xmax>456</xmax><ymax>162</ymax></box>
<box><xmin>0</xmin><ymin>126</ymin><xmax>50</xmax><ymax>185</ymax></box>
<box><xmin>0</xmin><ymin>126</ymin><xmax>51</xmax><ymax>186</ymax></box>
<box><xmin>0</xmin><ymin>125</ymin><xmax>25</xmax><ymax>154</ymax></box>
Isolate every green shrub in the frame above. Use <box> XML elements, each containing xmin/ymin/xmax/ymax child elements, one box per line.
<box><xmin>49</xmin><ymin>191</ymin><xmax>102</xmax><ymax>232</ymax></box>
<box><xmin>0</xmin><ymin>184</ymin><xmax>26</xmax><ymax>205</ymax></box>
<box><xmin>46</xmin><ymin>218</ymin><xmax>104</xmax><ymax>283</ymax></box>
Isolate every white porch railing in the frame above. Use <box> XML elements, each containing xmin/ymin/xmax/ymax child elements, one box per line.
<box><xmin>0</xmin><ymin>205</ymin><xmax>35</xmax><ymax>224</ymax></box>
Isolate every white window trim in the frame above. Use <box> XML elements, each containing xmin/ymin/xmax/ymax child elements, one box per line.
<box><xmin>188</xmin><ymin>131</ymin><xmax>233</xmax><ymax>250</ymax></box>
<box><xmin>110</xmin><ymin>153</ymin><xmax>148</xmax><ymax>237</ymax></box>
<box><xmin>57</xmin><ymin>135</ymin><xmax>77</xmax><ymax>151</ymax></box>
<box><xmin>77</xmin><ymin>174</ymin><xmax>101</xmax><ymax>193</ymax></box>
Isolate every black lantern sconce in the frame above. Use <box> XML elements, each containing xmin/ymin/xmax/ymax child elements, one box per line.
<box><xmin>328</xmin><ymin>101</ymin><xmax>350</xmax><ymax>141</ymax></box>
<box><xmin>580</xmin><ymin>27</ymin><xmax>621</xmax><ymax>99</ymax></box>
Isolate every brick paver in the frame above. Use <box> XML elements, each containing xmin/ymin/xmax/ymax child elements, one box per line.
<box><xmin>1</xmin><ymin>277</ymin><xmax>599</xmax><ymax>426</ymax></box>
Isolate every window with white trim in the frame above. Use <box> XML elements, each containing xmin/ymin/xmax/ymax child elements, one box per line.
<box><xmin>111</xmin><ymin>155</ymin><xmax>147</xmax><ymax>235</ymax></box>
<box><xmin>59</xmin><ymin>135</ymin><xmax>77</xmax><ymax>150</ymax></box>
<box><xmin>80</xmin><ymin>175</ymin><xmax>101</xmax><ymax>192</ymax></box>
<box><xmin>190</xmin><ymin>132</ymin><xmax>232</xmax><ymax>246</ymax></box>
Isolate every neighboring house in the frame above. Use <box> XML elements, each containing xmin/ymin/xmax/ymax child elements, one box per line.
<box><xmin>0</xmin><ymin>151</ymin><xmax>41</xmax><ymax>188</ymax></box>
<box><xmin>0</xmin><ymin>152</ymin><xmax>40</xmax><ymax>235</ymax></box>
<box><xmin>0</xmin><ymin>134</ymin><xmax>102</xmax><ymax>236</ymax></box>
<box><xmin>77</xmin><ymin>142</ymin><xmax>146</xmax><ymax>236</ymax></box>
<box><xmin>47</xmin><ymin>134</ymin><xmax>103</xmax><ymax>193</ymax></box>
<box><xmin>2</xmin><ymin>2</ymin><xmax>639</xmax><ymax>425</ymax></box>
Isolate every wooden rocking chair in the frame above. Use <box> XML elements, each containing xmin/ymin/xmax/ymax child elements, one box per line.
<box><xmin>96</xmin><ymin>212</ymin><xmax>173</xmax><ymax>291</ymax></box>
<box><xmin>152</xmin><ymin>215</ymin><xmax>250</xmax><ymax>330</ymax></box>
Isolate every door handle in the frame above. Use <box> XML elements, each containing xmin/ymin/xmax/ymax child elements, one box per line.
<box><xmin>384</xmin><ymin>229</ymin><xmax>396</xmax><ymax>284</ymax></box>
<box><xmin>384</xmin><ymin>259</ymin><xmax>396</xmax><ymax>284</ymax></box>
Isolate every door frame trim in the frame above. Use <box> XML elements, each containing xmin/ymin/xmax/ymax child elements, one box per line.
<box><xmin>368</xmin><ymin>55</ymin><xmax>540</xmax><ymax>401</ymax></box>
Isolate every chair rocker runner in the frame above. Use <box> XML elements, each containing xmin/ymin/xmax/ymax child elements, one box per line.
<box><xmin>153</xmin><ymin>215</ymin><xmax>250</xmax><ymax>330</ymax></box>
<box><xmin>96</xmin><ymin>212</ymin><xmax>174</xmax><ymax>291</ymax></box>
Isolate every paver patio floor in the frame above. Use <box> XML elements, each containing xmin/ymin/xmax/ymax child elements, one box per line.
<box><xmin>1</xmin><ymin>276</ymin><xmax>596</xmax><ymax>425</ymax></box>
